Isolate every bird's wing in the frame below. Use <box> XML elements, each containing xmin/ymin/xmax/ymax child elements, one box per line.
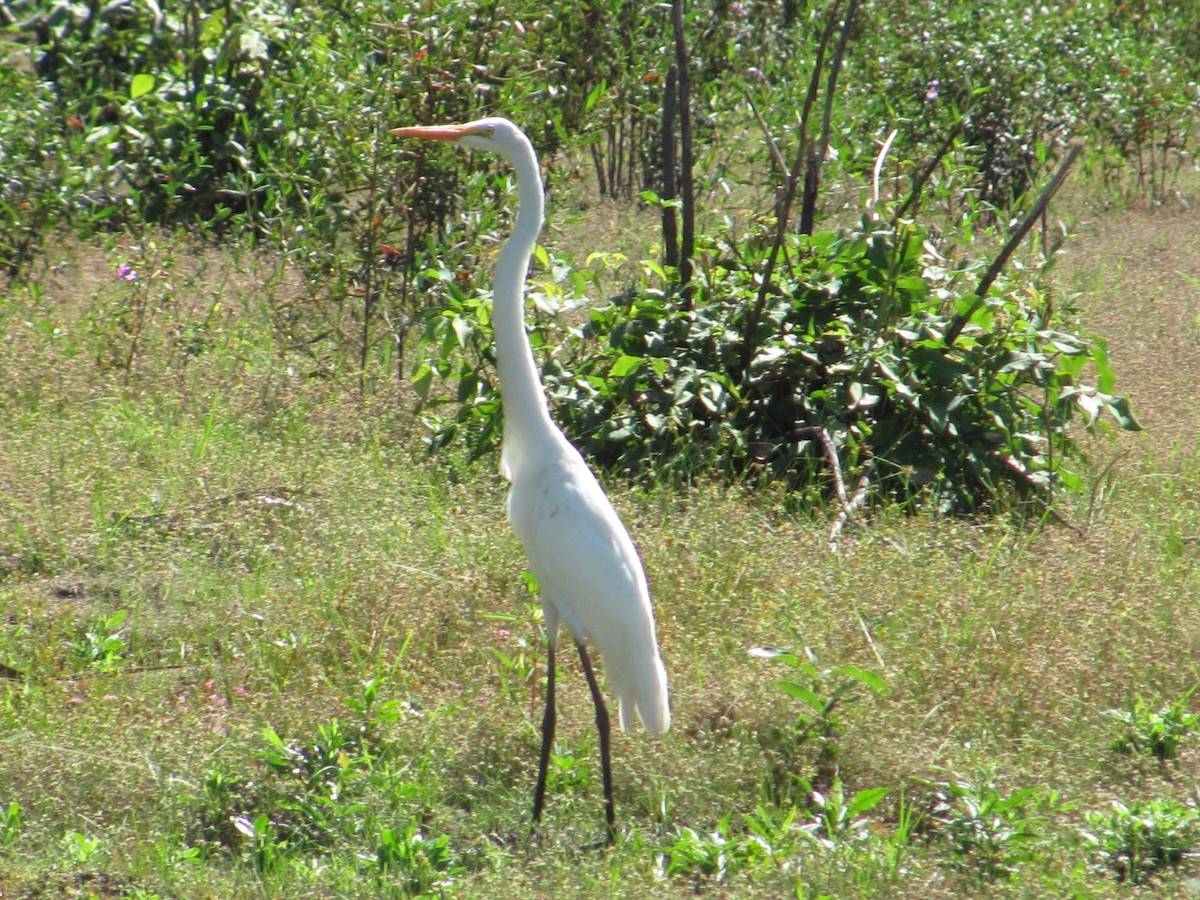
<box><xmin>508</xmin><ymin>449</ymin><xmax>670</xmax><ymax>735</ymax></box>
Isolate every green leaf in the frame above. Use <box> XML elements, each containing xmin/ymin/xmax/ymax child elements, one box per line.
<box><xmin>130</xmin><ymin>73</ymin><xmax>155</xmax><ymax>99</ymax></box>
<box><xmin>609</xmin><ymin>354</ymin><xmax>644</xmax><ymax>378</ymax></box>
<box><xmin>412</xmin><ymin>363</ymin><xmax>433</xmax><ymax>402</ymax></box>
<box><xmin>1102</xmin><ymin>395</ymin><xmax>1142</xmax><ymax>431</ymax></box>
<box><xmin>585</xmin><ymin>78</ymin><xmax>608</xmax><ymax>111</ymax></box>
<box><xmin>775</xmin><ymin>680</ymin><xmax>824</xmax><ymax>713</ymax></box>
<box><xmin>847</xmin><ymin>787</ymin><xmax>890</xmax><ymax>818</ymax></box>
<box><xmin>831</xmin><ymin>665</ymin><xmax>890</xmax><ymax>695</ymax></box>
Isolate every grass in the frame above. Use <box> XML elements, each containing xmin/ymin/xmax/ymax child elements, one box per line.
<box><xmin>2</xmin><ymin>200</ymin><xmax>1200</xmax><ymax>899</ymax></box>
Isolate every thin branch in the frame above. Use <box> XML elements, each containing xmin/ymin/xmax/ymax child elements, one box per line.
<box><xmin>829</xmin><ymin>471</ymin><xmax>871</xmax><ymax>553</ymax></box>
<box><xmin>671</xmin><ymin>0</ymin><xmax>695</xmax><ymax>298</ymax></box>
<box><xmin>662</xmin><ymin>63</ymin><xmax>680</xmax><ymax>271</ymax></box>
<box><xmin>790</xmin><ymin>425</ymin><xmax>871</xmax><ymax>551</ymax></box>
<box><xmin>800</xmin><ymin>0</ymin><xmax>858</xmax><ymax>235</ymax></box>
<box><xmin>736</xmin><ymin>0</ymin><xmax>844</xmax><ymax>378</ymax></box>
<box><xmin>894</xmin><ymin>119</ymin><xmax>963</xmax><ymax>222</ymax></box>
<box><xmin>943</xmin><ymin>144</ymin><xmax>1082</xmax><ymax>348</ymax></box>
<box><xmin>744</xmin><ymin>90</ymin><xmax>789</xmax><ymax>178</ymax></box>
<box><xmin>870</xmin><ymin>128</ymin><xmax>899</xmax><ymax>213</ymax></box>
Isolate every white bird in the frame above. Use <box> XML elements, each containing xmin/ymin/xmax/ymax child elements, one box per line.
<box><xmin>392</xmin><ymin>117</ymin><xmax>670</xmax><ymax>840</ymax></box>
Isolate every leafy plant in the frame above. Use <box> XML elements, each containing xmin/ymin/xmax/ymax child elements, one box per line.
<box><xmin>187</xmin><ymin>680</ymin><xmax>417</xmax><ymax>867</ymax></box>
<box><xmin>259</xmin><ymin>718</ymin><xmax>374</xmax><ymax>801</ymax></box>
<box><xmin>230</xmin><ymin>813</ymin><xmax>290</xmax><ymax>876</ymax></box>
<box><xmin>556</xmin><ymin>221</ymin><xmax>1137</xmax><ymax>512</ymax></box>
<box><xmin>917</xmin><ymin>773</ymin><xmax>1049</xmax><ymax>880</ymax></box>
<box><xmin>1081</xmin><ymin>797</ymin><xmax>1199</xmax><ymax>884</ymax></box>
<box><xmin>794</xmin><ymin>777</ymin><xmax>890</xmax><ymax>848</ymax></box>
<box><xmin>0</xmin><ymin>801</ymin><xmax>21</xmax><ymax>846</ymax></box>
<box><xmin>61</xmin><ymin>830</ymin><xmax>103</xmax><ymax>865</ymax></box>
<box><xmin>420</xmin><ymin>213</ymin><xmax>1138</xmax><ymax>514</ymax></box>
<box><xmin>68</xmin><ymin>609</ymin><xmax>128</xmax><ymax>673</ymax></box>
<box><xmin>1103</xmin><ymin>685</ymin><xmax>1200</xmax><ymax>761</ymax></box>
<box><xmin>0</xmin><ymin>66</ymin><xmax>68</xmax><ymax>278</ymax></box>
<box><xmin>742</xmin><ymin>803</ymin><xmax>803</xmax><ymax>864</ymax></box>
<box><xmin>657</xmin><ymin>814</ymin><xmax>763</xmax><ymax>885</ymax></box>
<box><xmin>373</xmin><ymin>824</ymin><xmax>462</xmax><ymax>894</ymax></box>
<box><xmin>752</xmin><ymin>645</ymin><xmax>888</xmax><ymax>785</ymax></box>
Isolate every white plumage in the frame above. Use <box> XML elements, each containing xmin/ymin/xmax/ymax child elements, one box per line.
<box><xmin>393</xmin><ymin>117</ymin><xmax>669</xmax><ymax>837</ymax></box>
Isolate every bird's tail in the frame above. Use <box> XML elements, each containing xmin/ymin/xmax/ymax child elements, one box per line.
<box><xmin>616</xmin><ymin>650</ymin><xmax>670</xmax><ymax>737</ymax></box>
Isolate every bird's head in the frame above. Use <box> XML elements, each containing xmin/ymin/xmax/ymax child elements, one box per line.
<box><xmin>391</xmin><ymin>116</ymin><xmax>525</xmax><ymax>154</ymax></box>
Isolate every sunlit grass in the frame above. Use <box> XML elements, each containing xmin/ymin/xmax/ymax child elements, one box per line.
<box><xmin>3</xmin><ymin>224</ymin><xmax>1200</xmax><ymax>897</ymax></box>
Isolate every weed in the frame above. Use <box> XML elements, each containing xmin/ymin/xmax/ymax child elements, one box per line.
<box><xmin>1081</xmin><ymin>797</ymin><xmax>1199</xmax><ymax>884</ymax></box>
<box><xmin>917</xmin><ymin>772</ymin><xmax>1050</xmax><ymax>880</ymax></box>
<box><xmin>794</xmin><ymin>777</ymin><xmax>890</xmax><ymax>848</ymax></box>
<box><xmin>372</xmin><ymin>823</ymin><xmax>462</xmax><ymax>894</ymax></box>
<box><xmin>1103</xmin><ymin>685</ymin><xmax>1200</xmax><ymax>762</ymax></box>
<box><xmin>752</xmin><ymin>645</ymin><xmax>888</xmax><ymax>787</ymax></box>
<box><xmin>67</xmin><ymin>609</ymin><xmax>128</xmax><ymax>673</ymax></box>
<box><xmin>230</xmin><ymin>813</ymin><xmax>290</xmax><ymax>876</ymax></box>
<box><xmin>61</xmin><ymin>830</ymin><xmax>103</xmax><ymax>865</ymax></box>
<box><xmin>0</xmin><ymin>800</ymin><xmax>21</xmax><ymax>846</ymax></box>
<box><xmin>657</xmin><ymin>814</ymin><xmax>762</xmax><ymax>885</ymax></box>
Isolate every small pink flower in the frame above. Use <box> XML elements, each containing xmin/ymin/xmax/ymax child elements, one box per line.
<box><xmin>924</xmin><ymin>80</ymin><xmax>940</xmax><ymax>102</ymax></box>
<box><xmin>231</xmin><ymin>684</ymin><xmax>249</xmax><ymax>697</ymax></box>
<box><xmin>116</xmin><ymin>262</ymin><xmax>138</xmax><ymax>282</ymax></box>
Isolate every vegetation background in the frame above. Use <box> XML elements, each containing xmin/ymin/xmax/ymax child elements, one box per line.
<box><xmin>1</xmin><ymin>0</ymin><xmax>1199</xmax><ymax>896</ymax></box>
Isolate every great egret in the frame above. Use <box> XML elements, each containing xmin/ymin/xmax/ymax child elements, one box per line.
<box><xmin>392</xmin><ymin>118</ymin><xmax>670</xmax><ymax>839</ymax></box>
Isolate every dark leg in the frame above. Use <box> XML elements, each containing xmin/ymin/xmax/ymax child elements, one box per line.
<box><xmin>532</xmin><ymin>639</ymin><xmax>556</xmax><ymax>827</ymax></box>
<box><xmin>576</xmin><ymin>641</ymin><xmax>616</xmax><ymax>842</ymax></box>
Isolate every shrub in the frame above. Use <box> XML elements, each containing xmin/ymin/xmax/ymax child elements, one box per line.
<box><xmin>547</xmin><ymin>220</ymin><xmax>1136</xmax><ymax>513</ymax></box>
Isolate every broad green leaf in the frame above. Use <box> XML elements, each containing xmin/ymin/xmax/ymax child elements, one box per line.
<box><xmin>412</xmin><ymin>363</ymin><xmax>433</xmax><ymax>402</ymax></box>
<box><xmin>848</xmin><ymin>787</ymin><xmax>891</xmax><ymax>818</ymax></box>
<box><xmin>1103</xmin><ymin>395</ymin><xmax>1142</xmax><ymax>431</ymax></box>
<box><xmin>609</xmin><ymin>355</ymin><xmax>644</xmax><ymax>378</ymax></box>
<box><xmin>585</xmin><ymin>78</ymin><xmax>607</xmax><ymax>111</ymax></box>
<box><xmin>1091</xmin><ymin>336</ymin><xmax>1115</xmax><ymax>393</ymax></box>
<box><xmin>130</xmin><ymin>73</ymin><xmax>155</xmax><ymax>99</ymax></box>
<box><xmin>831</xmin><ymin>665</ymin><xmax>890</xmax><ymax>695</ymax></box>
<box><xmin>775</xmin><ymin>680</ymin><xmax>824</xmax><ymax>713</ymax></box>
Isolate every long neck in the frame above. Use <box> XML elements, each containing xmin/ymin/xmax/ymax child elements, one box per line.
<box><xmin>493</xmin><ymin>136</ymin><xmax>557</xmax><ymax>468</ymax></box>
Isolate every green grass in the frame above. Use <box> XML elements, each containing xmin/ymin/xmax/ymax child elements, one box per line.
<box><xmin>3</xmin><ymin>230</ymin><xmax>1200</xmax><ymax>898</ymax></box>
<box><xmin>2</xmin><ymin>0</ymin><xmax>1199</xmax><ymax>893</ymax></box>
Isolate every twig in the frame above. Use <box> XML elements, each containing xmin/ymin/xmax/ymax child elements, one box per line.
<box><xmin>670</xmin><ymin>0</ymin><xmax>695</xmax><ymax>298</ymax></box>
<box><xmin>791</xmin><ymin>426</ymin><xmax>871</xmax><ymax>552</ymax></box>
<box><xmin>856</xmin><ymin>611</ymin><xmax>887</xmax><ymax>670</ymax></box>
<box><xmin>870</xmin><ymin>128</ymin><xmax>899</xmax><ymax>213</ymax></box>
<box><xmin>800</xmin><ymin>0</ymin><xmax>858</xmax><ymax>236</ymax></box>
<box><xmin>943</xmin><ymin>144</ymin><xmax>1082</xmax><ymax>348</ymax></box>
<box><xmin>735</xmin><ymin>0</ymin><xmax>843</xmax><ymax>377</ymax></box>
<box><xmin>662</xmin><ymin>64</ymin><xmax>680</xmax><ymax>271</ymax></box>
<box><xmin>743</xmin><ymin>90</ymin><xmax>789</xmax><ymax>179</ymax></box>
<box><xmin>828</xmin><ymin>470</ymin><xmax>871</xmax><ymax>553</ymax></box>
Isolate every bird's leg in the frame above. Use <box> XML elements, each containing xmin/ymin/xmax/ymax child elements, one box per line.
<box><xmin>576</xmin><ymin>641</ymin><xmax>616</xmax><ymax>843</ymax></box>
<box><xmin>532</xmin><ymin>639</ymin><xmax>556</xmax><ymax>828</ymax></box>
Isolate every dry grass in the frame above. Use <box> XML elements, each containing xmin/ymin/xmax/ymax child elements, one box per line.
<box><xmin>1059</xmin><ymin>191</ymin><xmax>1200</xmax><ymax>455</ymax></box>
<box><xmin>3</xmin><ymin>180</ymin><xmax>1200</xmax><ymax>896</ymax></box>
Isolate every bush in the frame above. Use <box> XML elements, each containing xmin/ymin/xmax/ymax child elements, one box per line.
<box><xmin>419</xmin><ymin>215</ymin><xmax>1136</xmax><ymax>514</ymax></box>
